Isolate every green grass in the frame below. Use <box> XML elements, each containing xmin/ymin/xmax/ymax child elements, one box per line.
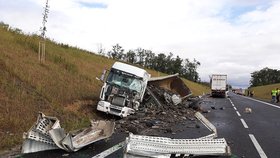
<box><xmin>0</xmin><ymin>24</ymin><xmax>210</xmax><ymax>151</ymax></box>
<box><xmin>249</xmin><ymin>83</ymin><xmax>280</xmax><ymax>101</ymax></box>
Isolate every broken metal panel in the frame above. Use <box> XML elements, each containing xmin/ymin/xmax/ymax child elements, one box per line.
<box><xmin>34</xmin><ymin>113</ymin><xmax>60</xmax><ymax>135</ymax></box>
<box><xmin>148</xmin><ymin>73</ymin><xmax>192</xmax><ymax>98</ymax></box>
<box><xmin>195</xmin><ymin>112</ymin><xmax>217</xmax><ymax>138</ymax></box>
<box><xmin>125</xmin><ymin>112</ymin><xmax>231</xmax><ymax>157</ymax></box>
<box><xmin>22</xmin><ymin>139</ymin><xmax>59</xmax><ymax>154</ymax></box>
<box><xmin>22</xmin><ymin>112</ymin><xmax>115</xmax><ymax>154</ymax></box>
<box><xmin>125</xmin><ymin>133</ymin><xmax>231</xmax><ymax>157</ymax></box>
<box><xmin>48</xmin><ymin>128</ymin><xmax>68</xmax><ymax>150</ymax></box>
<box><xmin>93</xmin><ymin>141</ymin><xmax>126</xmax><ymax>158</ymax></box>
<box><xmin>22</xmin><ymin>113</ymin><xmax>60</xmax><ymax>153</ymax></box>
<box><xmin>146</xmin><ymin>87</ymin><xmax>163</xmax><ymax>107</ymax></box>
<box><xmin>71</xmin><ymin>120</ymin><xmax>115</xmax><ymax>150</ymax></box>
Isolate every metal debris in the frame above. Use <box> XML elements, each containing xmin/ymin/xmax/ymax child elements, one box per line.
<box><xmin>195</xmin><ymin>112</ymin><xmax>217</xmax><ymax>139</ymax></box>
<box><xmin>125</xmin><ymin>133</ymin><xmax>231</xmax><ymax>158</ymax></box>
<box><xmin>22</xmin><ymin>112</ymin><xmax>115</xmax><ymax>154</ymax></box>
<box><xmin>124</xmin><ymin>112</ymin><xmax>231</xmax><ymax>157</ymax></box>
<box><xmin>148</xmin><ymin>73</ymin><xmax>192</xmax><ymax>99</ymax></box>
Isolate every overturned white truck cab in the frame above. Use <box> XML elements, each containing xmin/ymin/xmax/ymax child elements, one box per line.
<box><xmin>97</xmin><ymin>62</ymin><xmax>151</xmax><ymax>117</ymax></box>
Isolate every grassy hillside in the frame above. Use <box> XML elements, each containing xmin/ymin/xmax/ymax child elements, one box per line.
<box><xmin>0</xmin><ymin>24</ymin><xmax>210</xmax><ymax>150</ymax></box>
<box><xmin>249</xmin><ymin>83</ymin><xmax>280</xmax><ymax>101</ymax></box>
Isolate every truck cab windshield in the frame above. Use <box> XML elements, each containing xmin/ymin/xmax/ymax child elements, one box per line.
<box><xmin>106</xmin><ymin>69</ymin><xmax>143</xmax><ymax>93</ymax></box>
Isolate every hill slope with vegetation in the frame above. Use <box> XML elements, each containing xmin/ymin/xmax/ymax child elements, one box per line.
<box><xmin>249</xmin><ymin>83</ymin><xmax>280</xmax><ymax>101</ymax></box>
<box><xmin>0</xmin><ymin>23</ymin><xmax>210</xmax><ymax>151</ymax></box>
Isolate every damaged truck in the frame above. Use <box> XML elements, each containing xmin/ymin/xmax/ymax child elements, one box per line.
<box><xmin>96</xmin><ymin>61</ymin><xmax>192</xmax><ymax>117</ymax></box>
<box><xmin>97</xmin><ymin>62</ymin><xmax>151</xmax><ymax>117</ymax></box>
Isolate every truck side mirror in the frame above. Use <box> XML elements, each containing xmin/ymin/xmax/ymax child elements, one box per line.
<box><xmin>96</xmin><ymin>69</ymin><xmax>107</xmax><ymax>82</ymax></box>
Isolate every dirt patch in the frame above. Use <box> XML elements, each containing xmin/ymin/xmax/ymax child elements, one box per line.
<box><xmin>64</xmin><ymin>99</ymin><xmax>102</xmax><ymax>120</ymax></box>
<box><xmin>0</xmin><ymin>145</ymin><xmax>21</xmax><ymax>158</ymax></box>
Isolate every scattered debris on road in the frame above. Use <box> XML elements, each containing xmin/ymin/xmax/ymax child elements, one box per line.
<box><xmin>125</xmin><ymin>133</ymin><xmax>231</xmax><ymax>158</ymax></box>
<box><xmin>124</xmin><ymin>112</ymin><xmax>231</xmax><ymax>157</ymax></box>
<box><xmin>244</xmin><ymin>107</ymin><xmax>252</xmax><ymax>114</ymax></box>
<box><xmin>22</xmin><ymin>112</ymin><xmax>115</xmax><ymax>154</ymax></box>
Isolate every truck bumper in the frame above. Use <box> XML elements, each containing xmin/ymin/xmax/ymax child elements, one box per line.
<box><xmin>211</xmin><ymin>90</ymin><xmax>227</xmax><ymax>98</ymax></box>
<box><xmin>97</xmin><ymin>101</ymin><xmax>135</xmax><ymax>117</ymax></box>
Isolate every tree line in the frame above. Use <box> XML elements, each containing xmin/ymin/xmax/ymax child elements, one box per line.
<box><xmin>250</xmin><ymin>67</ymin><xmax>280</xmax><ymax>87</ymax></box>
<box><xmin>101</xmin><ymin>43</ymin><xmax>201</xmax><ymax>82</ymax></box>
<box><xmin>0</xmin><ymin>22</ymin><xmax>201</xmax><ymax>82</ymax></box>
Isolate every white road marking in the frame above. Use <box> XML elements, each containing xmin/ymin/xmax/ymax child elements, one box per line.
<box><xmin>241</xmin><ymin>95</ymin><xmax>280</xmax><ymax>109</ymax></box>
<box><xmin>236</xmin><ymin>111</ymin><xmax>241</xmax><ymax>117</ymax></box>
<box><xmin>240</xmin><ymin>118</ymin><xmax>248</xmax><ymax>128</ymax></box>
<box><xmin>92</xmin><ymin>141</ymin><xmax>126</xmax><ymax>158</ymax></box>
<box><xmin>228</xmin><ymin>98</ymin><xmax>235</xmax><ymax>107</ymax></box>
<box><xmin>249</xmin><ymin>134</ymin><xmax>268</xmax><ymax>158</ymax></box>
<box><xmin>233</xmin><ymin>107</ymin><xmax>237</xmax><ymax>110</ymax></box>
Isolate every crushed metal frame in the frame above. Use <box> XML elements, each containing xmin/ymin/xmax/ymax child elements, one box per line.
<box><xmin>22</xmin><ymin>112</ymin><xmax>115</xmax><ymax>154</ymax></box>
<box><xmin>124</xmin><ymin>112</ymin><xmax>231</xmax><ymax>157</ymax></box>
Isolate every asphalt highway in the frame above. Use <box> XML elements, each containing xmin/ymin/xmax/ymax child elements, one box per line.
<box><xmin>201</xmin><ymin>92</ymin><xmax>280</xmax><ymax>158</ymax></box>
<box><xmin>21</xmin><ymin>92</ymin><xmax>280</xmax><ymax>158</ymax></box>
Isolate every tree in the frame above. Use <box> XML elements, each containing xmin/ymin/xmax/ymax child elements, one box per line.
<box><xmin>126</xmin><ymin>50</ymin><xmax>137</xmax><ymax>63</ymax></box>
<box><xmin>154</xmin><ymin>53</ymin><xmax>167</xmax><ymax>72</ymax></box>
<box><xmin>250</xmin><ymin>67</ymin><xmax>280</xmax><ymax>87</ymax></box>
<box><xmin>172</xmin><ymin>55</ymin><xmax>183</xmax><ymax>74</ymax></box>
<box><xmin>108</xmin><ymin>44</ymin><xmax>124</xmax><ymax>60</ymax></box>
<box><xmin>136</xmin><ymin>48</ymin><xmax>145</xmax><ymax>66</ymax></box>
<box><xmin>165</xmin><ymin>53</ymin><xmax>173</xmax><ymax>74</ymax></box>
<box><xmin>181</xmin><ymin>58</ymin><xmax>201</xmax><ymax>82</ymax></box>
<box><xmin>144</xmin><ymin>50</ymin><xmax>155</xmax><ymax>68</ymax></box>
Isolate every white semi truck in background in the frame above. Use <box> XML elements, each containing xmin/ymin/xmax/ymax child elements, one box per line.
<box><xmin>96</xmin><ymin>62</ymin><xmax>151</xmax><ymax>117</ymax></box>
<box><xmin>210</xmin><ymin>74</ymin><xmax>228</xmax><ymax>98</ymax></box>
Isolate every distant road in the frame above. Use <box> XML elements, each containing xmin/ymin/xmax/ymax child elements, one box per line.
<box><xmin>202</xmin><ymin>92</ymin><xmax>280</xmax><ymax>158</ymax></box>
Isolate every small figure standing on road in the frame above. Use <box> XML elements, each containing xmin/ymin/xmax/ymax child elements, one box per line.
<box><xmin>250</xmin><ymin>91</ymin><xmax>254</xmax><ymax>97</ymax></box>
<box><xmin>271</xmin><ymin>88</ymin><xmax>277</xmax><ymax>103</ymax></box>
<box><xmin>276</xmin><ymin>88</ymin><xmax>280</xmax><ymax>103</ymax></box>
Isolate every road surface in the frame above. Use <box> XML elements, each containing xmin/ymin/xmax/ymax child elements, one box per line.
<box><xmin>21</xmin><ymin>92</ymin><xmax>280</xmax><ymax>158</ymax></box>
<box><xmin>201</xmin><ymin>92</ymin><xmax>280</xmax><ymax>158</ymax></box>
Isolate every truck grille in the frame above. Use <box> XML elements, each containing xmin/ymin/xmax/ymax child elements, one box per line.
<box><xmin>110</xmin><ymin>108</ymin><xmax>122</xmax><ymax>114</ymax></box>
<box><xmin>112</xmin><ymin>96</ymin><xmax>126</xmax><ymax>106</ymax></box>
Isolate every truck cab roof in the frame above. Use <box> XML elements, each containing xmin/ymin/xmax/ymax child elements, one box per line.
<box><xmin>112</xmin><ymin>62</ymin><xmax>149</xmax><ymax>79</ymax></box>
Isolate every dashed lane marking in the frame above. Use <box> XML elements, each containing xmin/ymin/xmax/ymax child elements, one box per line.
<box><xmin>233</xmin><ymin>107</ymin><xmax>237</xmax><ymax>110</ymax></box>
<box><xmin>228</xmin><ymin>98</ymin><xmax>235</xmax><ymax>107</ymax></box>
<box><xmin>236</xmin><ymin>111</ymin><xmax>241</xmax><ymax>117</ymax></box>
<box><xmin>240</xmin><ymin>118</ymin><xmax>248</xmax><ymax>128</ymax></box>
<box><xmin>249</xmin><ymin>134</ymin><xmax>268</xmax><ymax>158</ymax></box>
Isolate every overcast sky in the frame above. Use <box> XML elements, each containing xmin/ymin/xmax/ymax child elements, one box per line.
<box><xmin>1</xmin><ymin>0</ymin><xmax>280</xmax><ymax>88</ymax></box>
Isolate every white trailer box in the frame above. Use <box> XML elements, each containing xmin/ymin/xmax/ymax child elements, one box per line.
<box><xmin>211</xmin><ymin>74</ymin><xmax>227</xmax><ymax>98</ymax></box>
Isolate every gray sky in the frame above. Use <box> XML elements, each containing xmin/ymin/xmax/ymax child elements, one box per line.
<box><xmin>1</xmin><ymin>0</ymin><xmax>280</xmax><ymax>88</ymax></box>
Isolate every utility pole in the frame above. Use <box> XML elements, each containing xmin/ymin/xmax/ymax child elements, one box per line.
<box><xmin>39</xmin><ymin>0</ymin><xmax>50</xmax><ymax>63</ymax></box>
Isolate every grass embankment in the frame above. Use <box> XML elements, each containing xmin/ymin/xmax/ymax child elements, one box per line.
<box><xmin>0</xmin><ymin>25</ymin><xmax>209</xmax><ymax>150</ymax></box>
<box><xmin>249</xmin><ymin>83</ymin><xmax>280</xmax><ymax>101</ymax></box>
